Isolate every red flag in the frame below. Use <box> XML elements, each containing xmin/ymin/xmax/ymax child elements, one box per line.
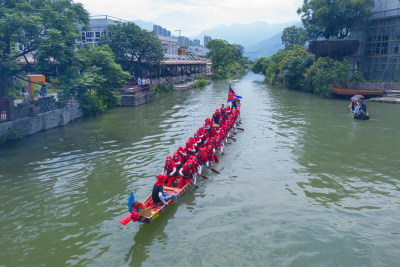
<box><xmin>227</xmin><ymin>85</ymin><xmax>242</xmax><ymax>103</ymax></box>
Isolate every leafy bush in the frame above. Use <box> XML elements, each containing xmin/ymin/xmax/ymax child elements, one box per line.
<box><xmin>0</xmin><ymin>128</ymin><xmax>22</xmax><ymax>145</ymax></box>
<box><xmin>153</xmin><ymin>82</ymin><xmax>174</xmax><ymax>93</ymax></box>
<box><xmin>351</xmin><ymin>71</ymin><xmax>366</xmax><ymax>86</ymax></box>
<box><xmin>78</xmin><ymin>91</ymin><xmax>107</xmax><ymax>117</ymax></box>
<box><xmin>303</xmin><ymin>57</ymin><xmax>350</xmax><ymax>95</ymax></box>
<box><xmin>193</xmin><ymin>78</ymin><xmax>207</xmax><ymax>88</ymax></box>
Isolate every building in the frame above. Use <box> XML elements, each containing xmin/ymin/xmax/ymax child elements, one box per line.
<box><xmin>193</xmin><ymin>39</ymin><xmax>201</xmax><ymax>46</ymax></box>
<box><xmin>77</xmin><ymin>16</ymin><xmax>123</xmax><ymax>47</ymax></box>
<box><xmin>204</xmin><ymin>36</ymin><xmax>212</xmax><ymax>47</ymax></box>
<box><xmin>157</xmin><ymin>35</ymin><xmax>179</xmax><ymax>55</ymax></box>
<box><xmin>153</xmin><ymin>24</ymin><xmax>171</xmax><ymax>37</ymax></box>
<box><xmin>187</xmin><ymin>46</ymin><xmax>209</xmax><ymax>59</ymax></box>
<box><xmin>178</xmin><ymin>36</ymin><xmax>193</xmax><ymax>47</ymax></box>
<box><xmin>351</xmin><ymin>0</ymin><xmax>400</xmax><ymax>81</ymax></box>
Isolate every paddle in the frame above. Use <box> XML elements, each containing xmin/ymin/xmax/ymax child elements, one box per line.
<box><xmin>236</xmin><ymin>127</ymin><xmax>244</xmax><ymax>131</ymax></box>
<box><xmin>199</xmin><ymin>174</ymin><xmax>210</xmax><ymax>180</ymax></box>
<box><xmin>228</xmin><ymin>136</ymin><xmax>236</xmax><ymax>141</ymax></box>
<box><xmin>189</xmin><ymin>179</ymin><xmax>199</xmax><ymax>188</ymax></box>
<box><xmin>206</xmin><ymin>165</ymin><xmax>220</xmax><ymax>174</ymax></box>
<box><xmin>213</xmin><ymin>153</ymin><xmax>219</xmax><ymax>163</ymax></box>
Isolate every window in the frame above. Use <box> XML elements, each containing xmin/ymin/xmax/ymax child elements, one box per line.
<box><xmin>375</xmin><ymin>43</ymin><xmax>381</xmax><ymax>55</ymax></box>
<box><xmin>86</xmin><ymin>32</ymin><xmax>94</xmax><ymax>38</ymax></box>
<box><xmin>95</xmin><ymin>32</ymin><xmax>101</xmax><ymax>38</ymax></box>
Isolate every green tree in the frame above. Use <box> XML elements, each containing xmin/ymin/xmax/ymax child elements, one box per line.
<box><xmin>0</xmin><ymin>0</ymin><xmax>89</xmax><ymax>97</ymax></box>
<box><xmin>206</xmin><ymin>39</ymin><xmax>246</xmax><ymax>79</ymax></box>
<box><xmin>252</xmin><ymin>57</ymin><xmax>270</xmax><ymax>75</ymax></box>
<box><xmin>303</xmin><ymin>57</ymin><xmax>350</xmax><ymax>95</ymax></box>
<box><xmin>281</xmin><ymin>26</ymin><xmax>306</xmax><ymax>46</ymax></box>
<box><xmin>100</xmin><ymin>22</ymin><xmax>164</xmax><ymax>76</ymax></box>
<box><xmin>62</xmin><ymin>45</ymin><xmax>131</xmax><ymax>115</ymax></box>
<box><xmin>297</xmin><ymin>0</ymin><xmax>374</xmax><ymax>40</ymax></box>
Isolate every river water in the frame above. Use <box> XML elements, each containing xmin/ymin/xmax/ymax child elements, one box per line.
<box><xmin>1</xmin><ymin>73</ymin><xmax>400</xmax><ymax>266</ymax></box>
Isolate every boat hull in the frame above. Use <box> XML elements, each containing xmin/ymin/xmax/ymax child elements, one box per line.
<box><xmin>120</xmin><ymin>178</ymin><xmax>194</xmax><ymax>225</ymax></box>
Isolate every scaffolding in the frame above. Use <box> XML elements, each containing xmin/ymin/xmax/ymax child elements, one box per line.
<box><xmin>351</xmin><ymin>0</ymin><xmax>400</xmax><ymax>81</ymax></box>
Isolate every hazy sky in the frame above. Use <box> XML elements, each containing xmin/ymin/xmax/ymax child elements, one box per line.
<box><xmin>73</xmin><ymin>0</ymin><xmax>303</xmax><ymax>35</ymax></box>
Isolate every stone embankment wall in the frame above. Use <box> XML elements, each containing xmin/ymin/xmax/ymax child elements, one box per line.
<box><xmin>0</xmin><ymin>96</ymin><xmax>82</xmax><ymax>139</ymax></box>
<box><xmin>336</xmin><ymin>82</ymin><xmax>400</xmax><ymax>91</ymax></box>
<box><xmin>120</xmin><ymin>90</ymin><xmax>154</xmax><ymax>106</ymax></box>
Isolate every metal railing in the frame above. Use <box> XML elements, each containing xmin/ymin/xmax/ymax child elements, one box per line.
<box><xmin>0</xmin><ymin>99</ymin><xmax>10</xmax><ymax>122</ymax></box>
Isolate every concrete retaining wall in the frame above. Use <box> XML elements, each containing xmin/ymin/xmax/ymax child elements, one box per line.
<box><xmin>0</xmin><ymin>102</ymin><xmax>82</xmax><ymax>138</ymax></box>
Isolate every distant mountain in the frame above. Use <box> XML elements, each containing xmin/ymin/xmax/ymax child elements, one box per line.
<box><xmin>193</xmin><ymin>21</ymin><xmax>299</xmax><ymax>48</ymax></box>
<box><xmin>245</xmin><ymin>32</ymin><xmax>284</xmax><ymax>60</ymax></box>
<box><xmin>132</xmin><ymin>20</ymin><xmax>154</xmax><ymax>31</ymax></box>
<box><xmin>245</xmin><ymin>22</ymin><xmax>303</xmax><ymax>60</ymax></box>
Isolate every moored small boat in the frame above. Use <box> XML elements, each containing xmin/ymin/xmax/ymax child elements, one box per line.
<box><xmin>353</xmin><ymin>112</ymin><xmax>369</xmax><ymax>120</ymax></box>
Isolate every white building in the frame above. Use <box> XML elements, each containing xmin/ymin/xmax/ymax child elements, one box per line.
<box><xmin>77</xmin><ymin>16</ymin><xmax>123</xmax><ymax>47</ymax></box>
<box><xmin>157</xmin><ymin>35</ymin><xmax>179</xmax><ymax>55</ymax></box>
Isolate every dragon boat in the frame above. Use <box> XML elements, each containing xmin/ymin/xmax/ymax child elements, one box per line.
<box><xmin>120</xmin><ymin>89</ymin><xmax>242</xmax><ymax>226</ymax></box>
<box><xmin>120</xmin><ymin>123</ymin><xmax>241</xmax><ymax>225</ymax></box>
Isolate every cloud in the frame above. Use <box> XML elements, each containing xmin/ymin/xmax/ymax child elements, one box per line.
<box><xmin>74</xmin><ymin>0</ymin><xmax>302</xmax><ymax>35</ymax></box>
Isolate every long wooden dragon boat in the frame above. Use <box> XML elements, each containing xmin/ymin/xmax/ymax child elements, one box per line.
<box><xmin>120</xmin><ymin>97</ymin><xmax>242</xmax><ymax>226</ymax></box>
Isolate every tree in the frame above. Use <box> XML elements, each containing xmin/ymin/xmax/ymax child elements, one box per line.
<box><xmin>281</xmin><ymin>26</ymin><xmax>306</xmax><ymax>46</ymax></box>
<box><xmin>62</xmin><ymin>45</ymin><xmax>131</xmax><ymax>113</ymax></box>
<box><xmin>206</xmin><ymin>39</ymin><xmax>246</xmax><ymax>79</ymax></box>
<box><xmin>303</xmin><ymin>57</ymin><xmax>350</xmax><ymax>95</ymax></box>
<box><xmin>297</xmin><ymin>0</ymin><xmax>374</xmax><ymax>40</ymax></box>
<box><xmin>252</xmin><ymin>57</ymin><xmax>270</xmax><ymax>75</ymax></box>
<box><xmin>100</xmin><ymin>23</ymin><xmax>164</xmax><ymax>76</ymax></box>
<box><xmin>0</xmin><ymin>0</ymin><xmax>89</xmax><ymax>97</ymax></box>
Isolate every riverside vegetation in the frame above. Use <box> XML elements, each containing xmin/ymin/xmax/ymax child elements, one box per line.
<box><xmin>253</xmin><ymin>0</ymin><xmax>374</xmax><ymax>95</ymax></box>
<box><xmin>252</xmin><ymin>45</ymin><xmax>366</xmax><ymax>96</ymax></box>
<box><xmin>1</xmin><ymin>0</ymin><xmax>163</xmax><ymax>117</ymax></box>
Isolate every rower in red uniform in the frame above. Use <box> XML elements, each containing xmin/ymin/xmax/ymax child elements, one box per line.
<box><xmin>212</xmin><ymin>109</ymin><xmax>221</xmax><ymax>126</ymax></box>
<box><xmin>220</xmin><ymin>104</ymin><xmax>226</xmax><ymax>126</ymax></box>
<box><xmin>162</xmin><ymin>156</ymin><xmax>178</xmax><ymax>187</ymax></box>
<box><xmin>197</xmin><ymin>147</ymin><xmax>209</xmax><ymax>167</ymax></box>
<box><xmin>172</xmin><ymin>152</ymin><xmax>182</xmax><ymax>170</ymax></box>
<box><xmin>177</xmin><ymin>146</ymin><xmax>187</xmax><ymax>164</ymax></box>
<box><xmin>185</xmin><ymin>137</ymin><xmax>196</xmax><ymax>156</ymax></box>
<box><xmin>194</xmin><ymin>132</ymin><xmax>202</xmax><ymax>147</ymax></box>
<box><xmin>204</xmin><ymin>118</ymin><xmax>213</xmax><ymax>139</ymax></box>
<box><xmin>178</xmin><ymin>160</ymin><xmax>195</xmax><ymax>189</ymax></box>
<box><xmin>226</xmin><ymin>104</ymin><xmax>231</xmax><ymax>117</ymax></box>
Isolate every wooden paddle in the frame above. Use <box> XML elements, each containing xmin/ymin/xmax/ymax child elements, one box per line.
<box><xmin>206</xmin><ymin>165</ymin><xmax>220</xmax><ymax>174</ymax></box>
<box><xmin>199</xmin><ymin>174</ymin><xmax>210</xmax><ymax>180</ymax></box>
<box><xmin>189</xmin><ymin>179</ymin><xmax>199</xmax><ymax>188</ymax></box>
<box><xmin>236</xmin><ymin>127</ymin><xmax>244</xmax><ymax>131</ymax></box>
<box><xmin>228</xmin><ymin>136</ymin><xmax>236</xmax><ymax>141</ymax></box>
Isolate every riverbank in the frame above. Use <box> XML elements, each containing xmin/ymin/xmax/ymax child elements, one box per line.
<box><xmin>0</xmin><ymin>97</ymin><xmax>82</xmax><ymax>144</ymax></box>
<box><xmin>0</xmin><ymin>77</ymin><xmax>213</xmax><ymax>143</ymax></box>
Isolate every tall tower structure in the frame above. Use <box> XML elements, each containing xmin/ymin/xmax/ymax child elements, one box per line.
<box><xmin>204</xmin><ymin>36</ymin><xmax>212</xmax><ymax>47</ymax></box>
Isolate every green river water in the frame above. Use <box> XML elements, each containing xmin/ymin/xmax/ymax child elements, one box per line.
<box><xmin>1</xmin><ymin>73</ymin><xmax>400</xmax><ymax>266</ymax></box>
